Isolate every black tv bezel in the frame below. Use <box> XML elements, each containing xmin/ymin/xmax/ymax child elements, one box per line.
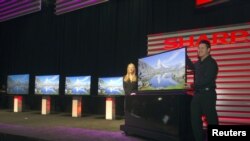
<box><xmin>97</xmin><ymin>76</ymin><xmax>125</xmax><ymax>96</ymax></box>
<box><xmin>34</xmin><ymin>74</ymin><xmax>60</xmax><ymax>96</ymax></box>
<box><xmin>137</xmin><ymin>46</ymin><xmax>187</xmax><ymax>93</ymax></box>
<box><xmin>64</xmin><ymin>75</ymin><xmax>91</xmax><ymax>96</ymax></box>
<box><xmin>7</xmin><ymin>74</ymin><xmax>30</xmax><ymax>95</ymax></box>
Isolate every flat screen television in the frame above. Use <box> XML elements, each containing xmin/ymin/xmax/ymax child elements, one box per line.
<box><xmin>65</xmin><ymin>76</ymin><xmax>91</xmax><ymax>95</ymax></box>
<box><xmin>35</xmin><ymin>75</ymin><xmax>59</xmax><ymax>95</ymax></box>
<box><xmin>98</xmin><ymin>77</ymin><xmax>125</xmax><ymax>96</ymax></box>
<box><xmin>138</xmin><ymin>47</ymin><xmax>186</xmax><ymax>91</ymax></box>
<box><xmin>7</xmin><ymin>74</ymin><xmax>30</xmax><ymax>94</ymax></box>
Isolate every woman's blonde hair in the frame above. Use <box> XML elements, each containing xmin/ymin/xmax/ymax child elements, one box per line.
<box><xmin>124</xmin><ymin>63</ymin><xmax>137</xmax><ymax>82</ymax></box>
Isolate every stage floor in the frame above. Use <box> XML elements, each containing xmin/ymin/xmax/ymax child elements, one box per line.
<box><xmin>0</xmin><ymin>110</ymin><xmax>147</xmax><ymax>141</ymax></box>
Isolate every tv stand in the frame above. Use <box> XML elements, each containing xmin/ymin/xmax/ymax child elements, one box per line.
<box><xmin>120</xmin><ymin>92</ymin><xmax>194</xmax><ymax>141</ymax></box>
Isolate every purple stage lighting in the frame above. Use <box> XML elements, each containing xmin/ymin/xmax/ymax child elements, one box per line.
<box><xmin>0</xmin><ymin>0</ymin><xmax>41</xmax><ymax>22</ymax></box>
<box><xmin>55</xmin><ymin>0</ymin><xmax>109</xmax><ymax>15</ymax></box>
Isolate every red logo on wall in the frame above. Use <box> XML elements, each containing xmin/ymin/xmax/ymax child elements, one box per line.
<box><xmin>164</xmin><ymin>30</ymin><xmax>249</xmax><ymax>48</ymax></box>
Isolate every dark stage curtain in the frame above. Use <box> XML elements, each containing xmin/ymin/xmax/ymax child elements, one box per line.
<box><xmin>0</xmin><ymin>0</ymin><xmax>250</xmax><ymax>114</ymax></box>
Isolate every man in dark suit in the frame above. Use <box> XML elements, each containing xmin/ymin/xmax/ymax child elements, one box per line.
<box><xmin>186</xmin><ymin>40</ymin><xmax>219</xmax><ymax>141</ymax></box>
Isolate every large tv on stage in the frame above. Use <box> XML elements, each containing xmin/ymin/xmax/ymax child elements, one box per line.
<box><xmin>138</xmin><ymin>47</ymin><xmax>186</xmax><ymax>91</ymax></box>
<box><xmin>35</xmin><ymin>75</ymin><xmax>59</xmax><ymax>95</ymax></box>
<box><xmin>98</xmin><ymin>77</ymin><xmax>125</xmax><ymax>96</ymax></box>
<box><xmin>65</xmin><ymin>76</ymin><xmax>91</xmax><ymax>95</ymax></box>
<box><xmin>7</xmin><ymin>74</ymin><xmax>30</xmax><ymax>94</ymax></box>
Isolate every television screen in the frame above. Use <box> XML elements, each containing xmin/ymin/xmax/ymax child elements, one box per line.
<box><xmin>7</xmin><ymin>74</ymin><xmax>29</xmax><ymax>94</ymax></box>
<box><xmin>98</xmin><ymin>77</ymin><xmax>125</xmax><ymax>95</ymax></box>
<box><xmin>35</xmin><ymin>75</ymin><xmax>59</xmax><ymax>95</ymax></box>
<box><xmin>138</xmin><ymin>47</ymin><xmax>186</xmax><ymax>91</ymax></box>
<box><xmin>65</xmin><ymin>76</ymin><xmax>91</xmax><ymax>95</ymax></box>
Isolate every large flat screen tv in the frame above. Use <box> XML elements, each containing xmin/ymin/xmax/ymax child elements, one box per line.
<box><xmin>35</xmin><ymin>75</ymin><xmax>59</xmax><ymax>95</ymax></box>
<box><xmin>65</xmin><ymin>76</ymin><xmax>91</xmax><ymax>95</ymax></box>
<box><xmin>7</xmin><ymin>74</ymin><xmax>30</xmax><ymax>94</ymax></box>
<box><xmin>138</xmin><ymin>47</ymin><xmax>186</xmax><ymax>91</ymax></box>
<box><xmin>98</xmin><ymin>77</ymin><xmax>125</xmax><ymax>96</ymax></box>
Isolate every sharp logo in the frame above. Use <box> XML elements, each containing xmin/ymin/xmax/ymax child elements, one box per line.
<box><xmin>164</xmin><ymin>30</ymin><xmax>249</xmax><ymax>48</ymax></box>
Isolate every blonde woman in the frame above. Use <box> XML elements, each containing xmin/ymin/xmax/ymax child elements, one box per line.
<box><xmin>123</xmin><ymin>63</ymin><xmax>138</xmax><ymax>95</ymax></box>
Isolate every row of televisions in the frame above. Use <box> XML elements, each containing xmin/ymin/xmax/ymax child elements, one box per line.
<box><xmin>7</xmin><ymin>75</ymin><xmax>124</xmax><ymax>95</ymax></box>
<box><xmin>6</xmin><ymin>47</ymin><xmax>187</xmax><ymax>96</ymax></box>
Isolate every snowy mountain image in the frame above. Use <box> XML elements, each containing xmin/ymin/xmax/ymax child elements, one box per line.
<box><xmin>138</xmin><ymin>48</ymin><xmax>186</xmax><ymax>91</ymax></box>
<box><xmin>35</xmin><ymin>75</ymin><xmax>59</xmax><ymax>95</ymax></box>
<box><xmin>65</xmin><ymin>76</ymin><xmax>91</xmax><ymax>95</ymax></box>
<box><xmin>98</xmin><ymin>77</ymin><xmax>125</xmax><ymax>95</ymax></box>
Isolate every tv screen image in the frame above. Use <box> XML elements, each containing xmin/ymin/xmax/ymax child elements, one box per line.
<box><xmin>35</xmin><ymin>75</ymin><xmax>59</xmax><ymax>95</ymax></box>
<box><xmin>7</xmin><ymin>74</ymin><xmax>29</xmax><ymax>94</ymax></box>
<box><xmin>65</xmin><ymin>76</ymin><xmax>91</xmax><ymax>95</ymax></box>
<box><xmin>138</xmin><ymin>47</ymin><xmax>186</xmax><ymax>91</ymax></box>
<box><xmin>98</xmin><ymin>77</ymin><xmax>125</xmax><ymax>95</ymax></box>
